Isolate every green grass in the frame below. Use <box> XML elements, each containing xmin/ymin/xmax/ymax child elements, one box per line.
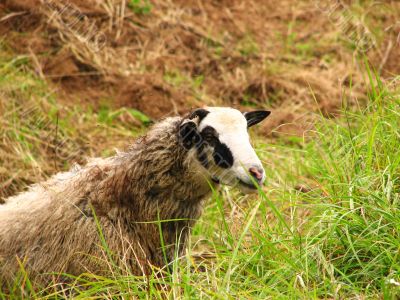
<box><xmin>128</xmin><ymin>0</ymin><xmax>152</xmax><ymax>15</ymax></box>
<box><xmin>1</xmin><ymin>49</ymin><xmax>400</xmax><ymax>298</ymax></box>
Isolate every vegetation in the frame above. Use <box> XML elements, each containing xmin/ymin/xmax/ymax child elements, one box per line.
<box><xmin>1</xmin><ymin>45</ymin><xmax>399</xmax><ymax>298</ymax></box>
<box><xmin>128</xmin><ymin>0</ymin><xmax>152</xmax><ymax>15</ymax></box>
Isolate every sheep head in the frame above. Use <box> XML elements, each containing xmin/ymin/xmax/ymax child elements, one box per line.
<box><xmin>179</xmin><ymin>107</ymin><xmax>270</xmax><ymax>193</ymax></box>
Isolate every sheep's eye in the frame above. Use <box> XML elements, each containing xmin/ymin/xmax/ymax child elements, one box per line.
<box><xmin>200</xmin><ymin>126</ymin><xmax>218</xmax><ymax>144</ymax></box>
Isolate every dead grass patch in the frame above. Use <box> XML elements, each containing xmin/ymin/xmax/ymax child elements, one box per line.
<box><xmin>1</xmin><ymin>0</ymin><xmax>399</xmax><ymax>132</ymax></box>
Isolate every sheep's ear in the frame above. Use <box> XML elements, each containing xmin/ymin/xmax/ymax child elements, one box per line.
<box><xmin>243</xmin><ymin>110</ymin><xmax>271</xmax><ymax>127</ymax></box>
<box><xmin>189</xmin><ymin>108</ymin><xmax>209</xmax><ymax>121</ymax></box>
<box><xmin>179</xmin><ymin>119</ymin><xmax>202</xmax><ymax>150</ymax></box>
<box><xmin>179</xmin><ymin>108</ymin><xmax>209</xmax><ymax>149</ymax></box>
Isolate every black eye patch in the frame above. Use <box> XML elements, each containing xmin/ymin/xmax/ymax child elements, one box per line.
<box><xmin>200</xmin><ymin>126</ymin><xmax>218</xmax><ymax>145</ymax></box>
<box><xmin>199</xmin><ymin>126</ymin><xmax>234</xmax><ymax>169</ymax></box>
<box><xmin>213</xmin><ymin>142</ymin><xmax>234</xmax><ymax>168</ymax></box>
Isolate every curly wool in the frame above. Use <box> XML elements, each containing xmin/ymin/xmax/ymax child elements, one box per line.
<box><xmin>0</xmin><ymin>117</ymin><xmax>214</xmax><ymax>284</ymax></box>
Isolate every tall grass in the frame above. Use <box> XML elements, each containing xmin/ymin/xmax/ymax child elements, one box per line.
<box><xmin>1</xmin><ymin>67</ymin><xmax>399</xmax><ymax>298</ymax></box>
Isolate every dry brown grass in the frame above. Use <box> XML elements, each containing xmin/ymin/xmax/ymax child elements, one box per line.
<box><xmin>2</xmin><ymin>0</ymin><xmax>399</xmax><ymax>131</ymax></box>
<box><xmin>0</xmin><ymin>49</ymin><xmax>141</xmax><ymax>200</ymax></box>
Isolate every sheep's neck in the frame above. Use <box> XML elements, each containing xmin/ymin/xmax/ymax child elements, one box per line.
<box><xmin>88</xmin><ymin>119</ymin><xmax>212</xmax><ymax>269</ymax></box>
<box><xmin>104</xmin><ymin>124</ymin><xmax>212</xmax><ymax>223</ymax></box>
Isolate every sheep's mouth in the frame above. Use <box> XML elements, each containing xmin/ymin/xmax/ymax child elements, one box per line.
<box><xmin>211</xmin><ymin>177</ymin><xmax>260</xmax><ymax>191</ymax></box>
<box><xmin>211</xmin><ymin>176</ymin><xmax>220</xmax><ymax>184</ymax></box>
<box><xmin>238</xmin><ymin>179</ymin><xmax>258</xmax><ymax>190</ymax></box>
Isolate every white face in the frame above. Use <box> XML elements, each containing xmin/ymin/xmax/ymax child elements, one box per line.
<box><xmin>180</xmin><ymin>107</ymin><xmax>270</xmax><ymax>193</ymax></box>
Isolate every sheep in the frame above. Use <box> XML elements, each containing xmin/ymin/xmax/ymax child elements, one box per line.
<box><xmin>0</xmin><ymin>106</ymin><xmax>270</xmax><ymax>285</ymax></box>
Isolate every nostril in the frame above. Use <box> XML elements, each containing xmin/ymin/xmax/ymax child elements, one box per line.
<box><xmin>249</xmin><ymin>167</ymin><xmax>263</xmax><ymax>181</ymax></box>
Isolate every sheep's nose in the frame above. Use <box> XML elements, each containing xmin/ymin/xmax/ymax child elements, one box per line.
<box><xmin>249</xmin><ymin>167</ymin><xmax>264</xmax><ymax>183</ymax></box>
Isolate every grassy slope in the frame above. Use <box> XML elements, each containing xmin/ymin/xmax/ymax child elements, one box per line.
<box><xmin>1</xmin><ymin>45</ymin><xmax>400</xmax><ymax>299</ymax></box>
<box><xmin>0</xmin><ymin>44</ymin><xmax>147</xmax><ymax>200</ymax></box>
<box><xmin>1</xmin><ymin>1</ymin><xmax>400</xmax><ymax>297</ymax></box>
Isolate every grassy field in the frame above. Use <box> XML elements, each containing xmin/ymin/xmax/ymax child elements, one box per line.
<box><xmin>1</xmin><ymin>0</ymin><xmax>400</xmax><ymax>298</ymax></box>
<box><xmin>1</xmin><ymin>49</ymin><xmax>400</xmax><ymax>299</ymax></box>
